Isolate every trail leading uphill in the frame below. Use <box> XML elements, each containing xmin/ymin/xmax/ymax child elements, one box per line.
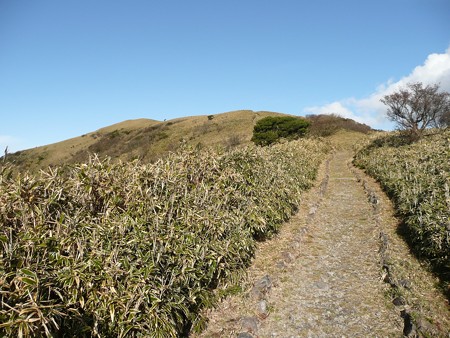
<box><xmin>197</xmin><ymin>133</ymin><xmax>450</xmax><ymax>337</ymax></box>
<box><xmin>255</xmin><ymin>149</ymin><xmax>400</xmax><ymax>336</ymax></box>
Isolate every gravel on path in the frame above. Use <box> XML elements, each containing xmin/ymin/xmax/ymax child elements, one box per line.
<box><xmin>196</xmin><ymin>146</ymin><xmax>449</xmax><ymax>337</ymax></box>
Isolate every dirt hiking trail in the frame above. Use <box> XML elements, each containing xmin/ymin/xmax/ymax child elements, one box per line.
<box><xmin>196</xmin><ymin>132</ymin><xmax>450</xmax><ymax>338</ymax></box>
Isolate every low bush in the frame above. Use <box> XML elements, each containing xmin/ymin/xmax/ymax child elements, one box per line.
<box><xmin>354</xmin><ymin>130</ymin><xmax>450</xmax><ymax>273</ymax></box>
<box><xmin>306</xmin><ymin>114</ymin><xmax>372</xmax><ymax>136</ymax></box>
<box><xmin>251</xmin><ymin>116</ymin><xmax>310</xmax><ymax>146</ymax></box>
<box><xmin>0</xmin><ymin>139</ymin><xmax>330</xmax><ymax>337</ymax></box>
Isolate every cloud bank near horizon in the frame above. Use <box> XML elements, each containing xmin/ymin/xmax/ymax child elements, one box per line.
<box><xmin>304</xmin><ymin>47</ymin><xmax>450</xmax><ymax>130</ymax></box>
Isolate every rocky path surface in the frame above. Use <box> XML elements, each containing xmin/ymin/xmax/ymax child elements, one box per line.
<box><xmin>252</xmin><ymin>149</ymin><xmax>401</xmax><ymax>337</ymax></box>
<box><xmin>196</xmin><ymin>137</ymin><xmax>450</xmax><ymax>337</ymax></box>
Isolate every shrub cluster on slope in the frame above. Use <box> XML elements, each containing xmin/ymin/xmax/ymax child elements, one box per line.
<box><xmin>251</xmin><ymin>116</ymin><xmax>310</xmax><ymax>146</ymax></box>
<box><xmin>354</xmin><ymin>131</ymin><xmax>450</xmax><ymax>274</ymax></box>
<box><xmin>0</xmin><ymin>139</ymin><xmax>330</xmax><ymax>337</ymax></box>
<box><xmin>306</xmin><ymin>113</ymin><xmax>373</xmax><ymax>137</ymax></box>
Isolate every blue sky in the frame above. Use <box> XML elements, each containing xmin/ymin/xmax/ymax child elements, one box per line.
<box><xmin>1</xmin><ymin>0</ymin><xmax>449</xmax><ymax>152</ymax></box>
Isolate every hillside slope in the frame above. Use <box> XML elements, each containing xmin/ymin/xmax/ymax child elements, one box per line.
<box><xmin>5</xmin><ymin>110</ymin><xmax>285</xmax><ymax>171</ymax></box>
<box><xmin>4</xmin><ymin>111</ymin><xmax>373</xmax><ymax>172</ymax></box>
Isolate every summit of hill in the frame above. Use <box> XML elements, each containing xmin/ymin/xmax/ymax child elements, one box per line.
<box><xmin>4</xmin><ymin>110</ymin><xmax>372</xmax><ymax>171</ymax></box>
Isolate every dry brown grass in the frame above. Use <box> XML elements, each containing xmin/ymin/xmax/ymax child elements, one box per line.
<box><xmin>326</xmin><ymin>129</ymin><xmax>370</xmax><ymax>150</ymax></box>
<box><xmin>4</xmin><ymin>111</ymin><xmax>375</xmax><ymax>172</ymax></box>
<box><xmin>5</xmin><ymin>111</ymin><xmax>287</xmax><ymax>171</ymax></box>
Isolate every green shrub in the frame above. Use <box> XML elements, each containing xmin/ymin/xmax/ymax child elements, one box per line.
<box><xmin>251</xmin><ymin>116</ymin><xmax>310</xmax><ymax>146</ymax></box>
<box><xmin>0</xmin><ymin>139</ymin><xmax>330</xmax><ymax>337</ymax></box>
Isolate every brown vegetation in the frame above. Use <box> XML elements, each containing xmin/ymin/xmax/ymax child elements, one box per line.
<box><xmin>306</xmin><ymin>113</ymin><xmax>372</xmax><ymax>136</ymax></box>
<box><xmin>2</xmin><ymin>111</ymin><xmax>375</xmax><ymax>173</ymax></box>
<box><xmin>3</xmin><ymin>111</ymin><xmax>288</xmax><ymax>172</ymax></box>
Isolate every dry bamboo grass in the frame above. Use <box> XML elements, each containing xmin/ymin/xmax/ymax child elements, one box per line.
<box><xmin>0</xmin><ymin>138</ymin><xmax>330</xmax><ymax>337</ymax></box>
<box><xmin>354</xmin><ymin>130</ymin><xmax>450</xmax><ymax>274</ymax></box>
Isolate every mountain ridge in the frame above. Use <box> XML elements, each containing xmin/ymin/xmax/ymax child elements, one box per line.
<box><xmin>4</xmin><ymin>110</ymin><xmax>372</xmax><ymax>171</ymax></box>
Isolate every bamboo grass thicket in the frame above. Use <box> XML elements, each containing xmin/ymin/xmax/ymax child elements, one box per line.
<box><xmin>0</xmin><ymin>138</ymin><xmax>330</xmax><ymax>337</ymax></box>
<box><xmin>354</xmin><ymin>130</ymin><xmax>450</xmax><ymax>272</ymax></box>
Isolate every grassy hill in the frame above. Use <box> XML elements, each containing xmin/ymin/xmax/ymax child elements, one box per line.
<box><xmin>5</xmin><ymin>110</ymin><xmax>287</xmax><ymax>171</ymax></box>
<box><xmin>3</xmin><ymin>110</ymin><xmax>373</xmax><ymax>171</ymax></box>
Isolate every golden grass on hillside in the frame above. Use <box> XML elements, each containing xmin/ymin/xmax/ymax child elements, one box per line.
<box><xmin>3</xmin><ymin>111</ymin><xmax>374</xmax><ymax>173</ymax></box>
<box><xmin>5</xmin><ymin>111</ymin><xmax>287</xmax><ymax>172</ymax></box>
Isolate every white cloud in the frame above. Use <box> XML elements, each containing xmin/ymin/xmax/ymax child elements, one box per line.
<box><xmin>304</xmin><ymin>46</ymin><xmax>450</xmax><ymax>130</ymax></box>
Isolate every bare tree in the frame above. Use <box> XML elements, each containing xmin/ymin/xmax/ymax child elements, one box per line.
<box><xmin>436</xmin><ymin>108</ymin><xmax>450</xmax><ymax>128</ymax></box>
<box><xmin>381</xmin><ymin>82</ymin><xmax>450</xmax><ymax>137</ymax></box>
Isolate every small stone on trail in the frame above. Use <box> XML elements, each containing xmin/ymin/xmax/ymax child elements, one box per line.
<box><xmin>368</xmin><ymin>191</ymin><xmax>379</xmax><ymax>205</ymax></box>
<box><xmin>298</xmin><ymin>226</ymin><xmax>308</xmax><ymax>235</ymax></box>
<box><xmin>290</xmin><ymin>241</ymin><xmax>301</xmax><ymax>250</ymax></box>
<box><xmin>416</xmin><ymin>316</ymin><xmax>437</xmax><ymax>336</ymax></box>
<box><xmin>240</xmin><ymin>316</ymin><xmax>259</xmax><ymax>334</ymax></box>
<box><xmin>383</xmin><ymin>274</ymin><xmax>395</xmax><ymax>286</ymax></box>
<box><xmin>401</xmin><ymin>310</ymin><xmax>416</xmax><ymax>337</ymax></box>
<box><xmin>392</xmin><ymin>296</ymin><xmax>407</xmax><ymax>306</ymax></box>
<box><xmin>281</xmin><ymin>251</ymin><xmax>294</xmax><ymax>263</ymax></box>
<box><xmin>237</xmin><ymin>333</ymin><xmax>254</xmax><ymax>338</ymax></box>
<box><xmin>251</xmin><ymin>275</ymin><xmax>273</xmax><ymax>299</ymax></box>
<box><xmin>257</xmin><ymin>300</ymin><xmax>269</xmax><ymax>319</ymax></box>
<box><xmin>276</xmin><ymin>260</ymin><xmax>286</xmax><ymax>269</ymax></box>
<box><xmin>308</xmin><ymin>206</ymin><xmax>317</xmax><ymax>215</ymax></box>
<box><xmin>313</xmin><ymin>280</ymin><xmax>329</xmax><ymax>290</ymax></box>
<box><xmin>398</xmin><ymin>279</ymin><xmax>412</xmax><ymax>289</ymax></box>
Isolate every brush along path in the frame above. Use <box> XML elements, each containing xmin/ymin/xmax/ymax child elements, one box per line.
<box><xmin>198</xmin><ymin>148</ymin><xmax>404</xmax><ymax>337</ymax></box>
